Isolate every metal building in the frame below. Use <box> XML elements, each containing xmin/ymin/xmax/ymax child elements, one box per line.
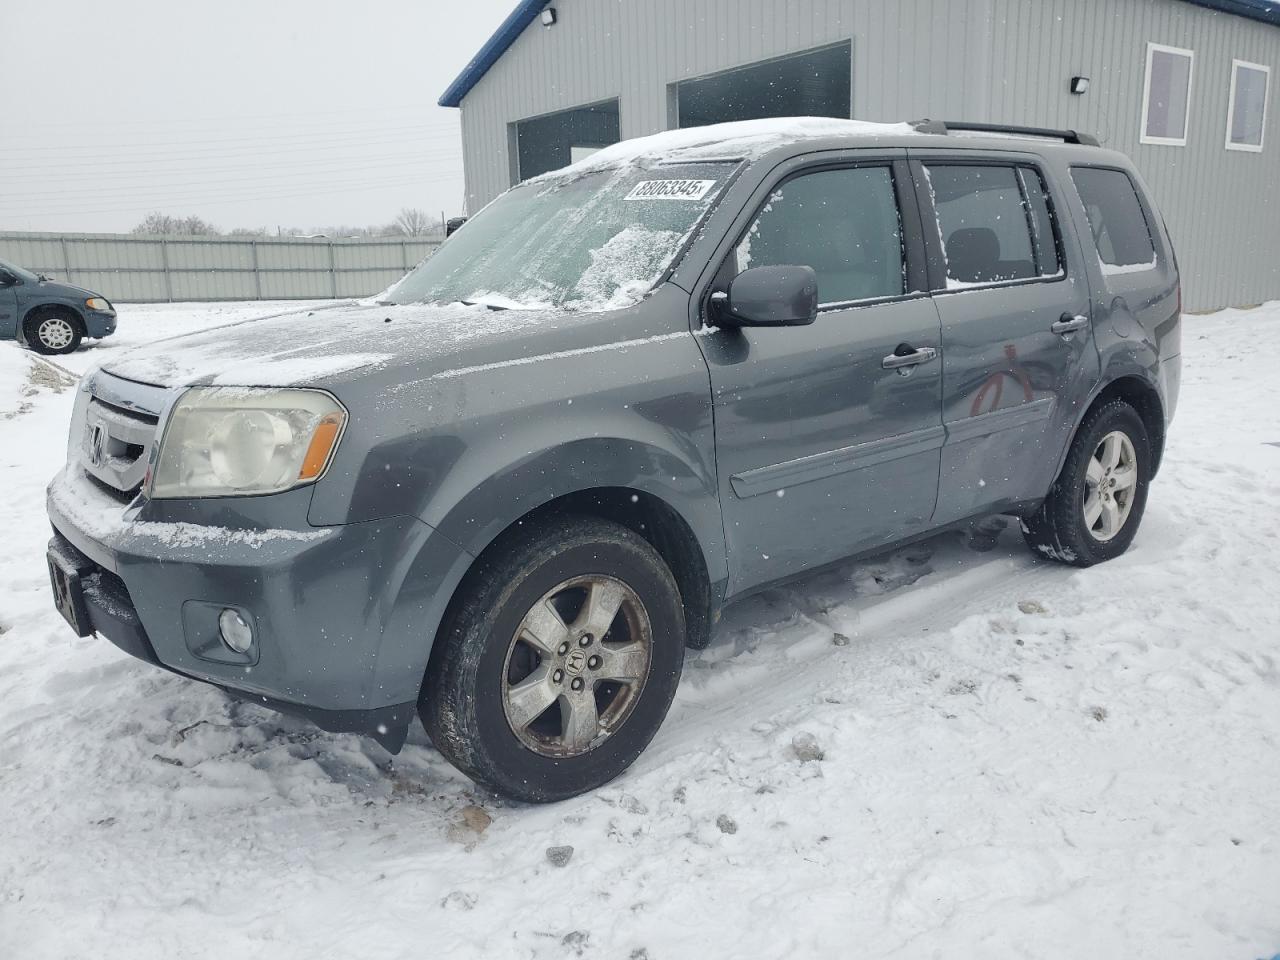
<box><xmin>439</xmin><ymin>0</ymin><xmax>1280</xmax><ymax>312</ymax></box>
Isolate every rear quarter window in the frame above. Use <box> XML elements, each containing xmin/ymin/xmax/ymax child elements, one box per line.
<box><xmin>1070</xmin><ymin>167</ymin><xmax>1157</xmax><ymax>272</ymax></box>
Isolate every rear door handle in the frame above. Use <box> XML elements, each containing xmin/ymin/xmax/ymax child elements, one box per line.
<box><xmin>882</xmin><ymin>345</ymin><xmax>938</xmax><ymax>369</ymax></box>
<box><xmin>1052</xmin><ymin>314</ymin><xmax>1090</xmax><ymax>335</ymax></box>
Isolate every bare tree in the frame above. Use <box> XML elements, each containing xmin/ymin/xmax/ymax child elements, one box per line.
<box><xmin>131</xmin><ymin>212</ymin><xmax>220</xmax><ymax>236</ymax></box>
<box><xmin>128</xmin><ymin>210</ymin><xmax>453</xmax><ymax>239</ymax></box>
<box><xmin>393</xmin><ymin>207</ymin><xmax>434</xmax><ymax>236</ymax></box>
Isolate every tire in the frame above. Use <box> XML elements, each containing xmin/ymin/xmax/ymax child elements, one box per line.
<box><xmin>1021</xmin><ymin>399</ymin><xmax>1152</xmax><ymax>567</ymax></box>
<box><xmin>25</xmin><ymin>311</ymin><xmax>83</xmax><ymax>355</ymax></box>
<box><xmin>422</xmin><ymin>515</ymin><xmax>686</xmax><ymax>803</ymax></box>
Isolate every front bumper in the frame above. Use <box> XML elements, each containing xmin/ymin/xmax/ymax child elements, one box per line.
<box><xmin>84</xmin><ymin>309</ymin><xmax>117</xmax><ymax>338</ymax></box>
<box><xmin>46</xmin><ymin>465</ymin><xmax>471</xmax><ymax>752</ymax></box>
<box><xmin>47</xmin><ymin>532</ymin><xmax>414</xmax><ymax>749</ymax></box>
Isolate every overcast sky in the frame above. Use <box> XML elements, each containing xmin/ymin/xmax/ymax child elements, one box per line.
<box><xmin>0</xmin><ymin>0</ymin><xmax>515</xmax><ymax>234</ymax></box>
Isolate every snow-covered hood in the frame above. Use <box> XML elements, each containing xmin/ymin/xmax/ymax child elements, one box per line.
<box><xmin>98</xmin><ymin>300</ymin><xmax>584</xmax><ymax>390</ymax></box>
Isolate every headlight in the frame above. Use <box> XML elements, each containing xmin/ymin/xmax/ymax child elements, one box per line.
<box><xmin>149</xmin><ymin>388</ymin><xmax>346</xmax><ymax>499</ymax></box>
<box><xmin>66</xmin><ymin>378</ymin><xmax>93</xmax><ymax>464</ymax></box>
<box><xmin>85</xmin><ymin>297</ymin><xmax>114</xmax><ymax>313</ymax></box>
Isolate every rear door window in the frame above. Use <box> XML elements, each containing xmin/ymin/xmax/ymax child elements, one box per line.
<box><xmin>923</xmin><ymin>164</ymin><xmax>1046</xmax><ymax>287</ymax></box>
<box><xmin>1070</xmin><ymin>167</ymin><xmax>1156</xmax><ymax>270</ymax></box>
<box><xmin>734</xmin><ymin>165</ymin><xmax>905</xmax><ymax>305</ymax></box>
<box><xmin>1017</xmin><ymin>168</ymin><xmax>1061</xmax><ymax>276</ymax></box>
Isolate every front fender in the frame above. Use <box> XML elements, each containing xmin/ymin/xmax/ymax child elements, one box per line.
<box><xmin>20</xmin><ymin>294</ymin><xmax>86</xmax><ymax>330</ymax></box>
<box><xmin>361</xmin><ymin>432</ymin><xmax>724</xmax><ymax>709</ymax></box>
<box><xmin>309</xmin><ymin>312</ymin><xmax>725</xmax><ymax>698</ymax></box>
<box><xmin>429</xmin><ymin>434</ymin><xmax>726</xmax><ymax>584</ymax></box>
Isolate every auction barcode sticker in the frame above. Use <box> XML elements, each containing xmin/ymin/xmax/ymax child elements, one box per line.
<box><xmin>624</xmin><ymin>179</ymin><xmax>717</xmax><ymax>201</ymax></box>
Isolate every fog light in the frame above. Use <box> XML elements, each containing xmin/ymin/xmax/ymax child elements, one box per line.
<box><xmin>218</xmin><ymin>608</ymin><xmax>254</xmax><ymax>654</ymax></box>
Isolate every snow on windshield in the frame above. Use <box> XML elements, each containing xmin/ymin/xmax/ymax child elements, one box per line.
<box><xmin>566</xmin><ymin>225</ymin><xmax>685</xmax><ymax>310</ymax></box>
<box><xmin>389</xmin><ymin>162</ymin><xmax>736</xmax><ymax>313</ymax></box>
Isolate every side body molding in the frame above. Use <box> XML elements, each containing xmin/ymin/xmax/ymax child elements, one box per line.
<box><xmin>731</xmin><ymin>426</ymin><xmax>946</xmax><ymax>499</ymax></box>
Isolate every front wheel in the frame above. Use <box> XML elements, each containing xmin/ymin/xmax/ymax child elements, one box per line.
<box><xmin>422</xmin><ymin>515</ymin><xmax>685</xmax><ymax>802</ymax></box>
<box><xmin>26</xmin><ymin>312</ymin><xmax>83</xmax><ymax>355</ymax></box>
<box><xmin>1022</xmin><ymin>399</ymin><xmax>1152</xmax><ymax>567</ymax></box>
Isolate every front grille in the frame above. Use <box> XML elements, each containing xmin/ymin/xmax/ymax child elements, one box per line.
<box><xmin>84</xmin><ymin>468</ymin><xmax>136</xmax><ymax>505</ymax></box>
<box><xmin>80</xmin><ymin>392</ymin><xmax>161</xmax><ymax>497</ymax></box>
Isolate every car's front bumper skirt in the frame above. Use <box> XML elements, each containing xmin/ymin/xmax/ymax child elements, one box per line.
<box><xmin>47</xmin><ymin>527</ymin><xmax>416</xmax><ymax>751</ymax></box>
<box><xmin>45</xmin><ymin>463</ymin><xmax>472</xmax><ymax>752</ymax></box>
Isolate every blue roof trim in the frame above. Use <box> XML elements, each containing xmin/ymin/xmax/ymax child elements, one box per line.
<box><xmin>438</xmin><ymin>0</ymin><xmax>553</xmax><ymax>107</ymax></box>
<box><xmin>1181</xmin><ymin>0</ymin><xmax>1280</xmax><ymax>26</ymax></box>
<box><xmin>440</xmin><ymin>0</ymin><xmax>1280</xmax><ymax>109</ymax></box>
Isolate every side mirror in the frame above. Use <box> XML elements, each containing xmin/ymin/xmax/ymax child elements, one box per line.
<box><xmin>714</xmin><ymin>265</ymin><xmax>818</xmax><ymax>327</ymax></box>
<box><xmin>445</xmin><ymin>216</ymin><xmax>468</xmax><ymax>238</ymax></box>
<box><xmin>0</xmin><ymin>272</ymin><xmax>16</xmax><ymax>287</ymax></box>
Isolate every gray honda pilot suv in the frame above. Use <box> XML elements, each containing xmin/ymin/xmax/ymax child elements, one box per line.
<box><xmin>46</xmin><ymin>118</ymin><xmax>1181</xmax><ymax>802</ymax></box>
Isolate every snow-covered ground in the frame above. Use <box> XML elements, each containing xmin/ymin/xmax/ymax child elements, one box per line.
<box><xmin>2</xmin><ymin>301</ymin><xmax>1279</xmax><ymax>960</ymax></box>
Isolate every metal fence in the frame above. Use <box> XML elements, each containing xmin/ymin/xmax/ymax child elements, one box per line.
<box><xmin>0</xmin><ymin>231</ymin><xmax>442</xmax><ymax>303</ymax></box>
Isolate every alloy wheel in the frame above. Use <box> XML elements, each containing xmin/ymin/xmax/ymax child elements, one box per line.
<box><xmin>501</xmin><ymin>574</ymin><xmax>653</xmax><ymax>758</ymax></box>
<box><xmin>1084</xmin><ymin>430</ymin><xmax>1138</xmax><ymax>542</ymax></box>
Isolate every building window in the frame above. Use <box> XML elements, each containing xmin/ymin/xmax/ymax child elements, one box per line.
<box><xmin>512</xmin><ymin>99</ymin><xmax>620</xmax><ymax>183</ymax></box>
<box><xmin>1141</xmin><ymin>43</ymin><xmax>1194</xmax><ymax>146</ymax></box>
<box><xmin>734</xmin><ymin>165</ymin><xmax>904</xmax><ymax>306</ymax></box>
<box><xmin>1226</xmin><ymin>59</ymin><xmax>1270</xmax><ymax>152</ymax></box>
<box><xmin>674</xmin><ymin>42</ymin><xmax>851</xmax><ymax>129</ymax></box>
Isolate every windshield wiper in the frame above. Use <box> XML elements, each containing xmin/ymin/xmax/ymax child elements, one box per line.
<box><xmin>459</xmin><ymin>299</ymin><xmax>509</xmax><ymax>311</ymax></box>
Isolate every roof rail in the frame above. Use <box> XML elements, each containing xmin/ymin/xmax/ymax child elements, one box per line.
<box><xmin>911</xmin><ymin>119</ymin><xmax>1100</xmax><ymax>147</ymax></box>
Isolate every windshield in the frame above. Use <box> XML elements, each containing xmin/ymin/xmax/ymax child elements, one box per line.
<box><xmin>0</xmin><ymin>258</ymin><xmax>39</xmax><ymax>282</ymax></box>
<box><xmin>388</xmin><ymin>162</ymin><xmax>738</xmax><ymax>311</ymax></box>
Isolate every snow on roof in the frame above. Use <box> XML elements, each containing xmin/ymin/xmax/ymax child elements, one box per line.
<box><xmin>533</xmin><ymin>117</ymin><xmax>918</xmax><ymax>181</ymax></box>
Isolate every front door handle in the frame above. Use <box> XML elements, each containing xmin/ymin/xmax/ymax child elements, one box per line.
<box><xmin>882</xmin><ymin>345</ymin><xmax>938</xmax><ymax>369</ymax></box>
<box><xmin>1052</xmin><ymin>313</ymin><xmax>1090</xmax><ymax>335</ymax></box>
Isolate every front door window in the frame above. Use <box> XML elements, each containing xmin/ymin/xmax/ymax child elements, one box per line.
<box><xmin>733</xmin><ymin>165</ymin><xmax>906</xmax><ymax>306</ymax></box>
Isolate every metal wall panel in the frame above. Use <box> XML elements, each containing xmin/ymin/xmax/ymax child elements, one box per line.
<box><xmin>336</xmin><ymin>269</ymin><xmax>404</xmax><ymax>299</ymax></box>
<box><xmin>1</xmin><ymin>235</ymin><xmax>65</xmax><ymax>270</ymax></box>
<box><xmin>68</xmin><ymin>269</ymin><xmax>170</xmax><ymax>303</ymax></box>
<box><xmin>456</xmin><ymin>0</ymin><xmax>1280</xmax><ymax>311</ymax></box>
<box><xmin>0</xmin><ymin>232</ymin><xmax>440</xmax><ymax>303</ymax></box>
<box><xmin>171</xmin><ymin>270</ymin><xmax>258</xmax><ymax>302</ymax></box>
<box><xmin>165</xmin><ymin>240</ymin><xmax>253</xmax><ymax>270</ymax></box>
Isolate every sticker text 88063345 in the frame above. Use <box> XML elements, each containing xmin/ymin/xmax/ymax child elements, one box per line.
<box><xmin>624</xmin><ymin>179</ymin><xmax>717</xmax><ymax>201</ymax></box>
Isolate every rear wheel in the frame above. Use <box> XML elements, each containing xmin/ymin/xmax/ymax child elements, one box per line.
<box><xmin>422</xmin><ymin>515</ymin><xmax>685</xmax><ymax>802</ymax></box>
<box><xmin>26</xmin><ymin>311</ymin><xmax>82</xmax><ymax>355</ymax></box>
<box><xmin>1021</xmin><ymin>399</ymin><xmax>1152</xmax><ymax>566</ymax></box>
